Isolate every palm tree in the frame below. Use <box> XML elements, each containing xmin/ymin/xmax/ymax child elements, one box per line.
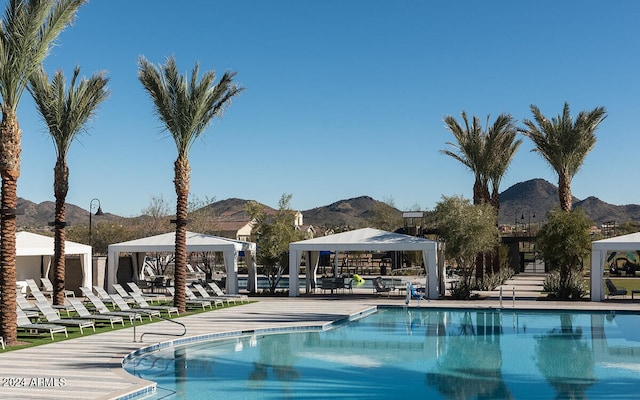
<box><xmin>0</xmin><ymin>0</ymin><xmax>85</xmax><ymax>345</ymax></box>
<box><xmin>485</xmin><ymin>115</ymin><xmax>520</xmax><ymax>273</ymax></box>
<box><xmin>441</xmin><ymin>112</ymin><xmax>519</xmax><ymax>277</ymax></box>
<box><xmin>29</xmin><ymin>66</ymin><xmax>109</xmax><ymax>305</ymax></box>
<box><xmin>138</xmin><ymin>56</ymin><xmax>243</xmax><ymax>312</ymax></box>
<box><xmin>520</xmin><ymin>102</ymin><xmax>607</xmax><ymax>212</ymax></box>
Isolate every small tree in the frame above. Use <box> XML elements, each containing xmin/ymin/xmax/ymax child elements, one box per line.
<box><xmin>187</xmin><ymin>195</ymin><xmax>218</xmax><ymax>234</ymax></box>
<box><xmin>247</xmin><ymin>194</ymin><xmax>304</xmax><ymax>294</ymax></box>
<box><xmin>433</xmin><ymin>195</ymin><xmax>499</xmax><ymax>299</ymax></box>
<box><xmin>66</xmin><ymin>222</ymin><xmax>132</xmax><ymax>255</ymax></box>
<box><xmin>536</xmin><ymin>208</ymin><xmax>592</xmax><ymax>299</ymax></box>
<box><xmin>370</xmin><ymin>196</ymin><xmax>403</xmax><ymax>232</ymax></box>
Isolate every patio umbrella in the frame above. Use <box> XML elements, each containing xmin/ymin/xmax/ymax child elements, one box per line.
<box><xmin>607</xmin><ymin>252</ymin><xmax>617</xmax><ymax>262</ymax></box>
<box><xmin>627</xmin><ymin>252</ymin><xmax>637</xmax><ymax>262</ymax></box>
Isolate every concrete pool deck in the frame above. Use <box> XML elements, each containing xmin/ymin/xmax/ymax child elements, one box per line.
<box><xmin>2</xmin><ymin>281</ymin><xmax>640</xmax><ymax>399</ymax></box>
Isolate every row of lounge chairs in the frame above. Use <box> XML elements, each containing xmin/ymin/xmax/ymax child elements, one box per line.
<box><xmin>12</xmin><ymin>278</ymin><xmax>248</xmax><ymax>343</ymax></box>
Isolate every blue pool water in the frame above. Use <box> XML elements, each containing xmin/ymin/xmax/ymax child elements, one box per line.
<box><xmin>124</xmin><ymin>308</ymin><xmax>640</xmax><ymax>399</ymax></box>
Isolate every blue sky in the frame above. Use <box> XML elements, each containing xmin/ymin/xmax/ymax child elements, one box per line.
<box><xmin>14</xmin><ymin>0</ymin><xmax>640</xmax><ymax>217</ymax></box>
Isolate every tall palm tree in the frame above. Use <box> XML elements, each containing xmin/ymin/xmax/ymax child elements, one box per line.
<box><xmin>138</xmin><ymin>56</ymin><xmax>243</xmax><ymax>312</ymax></box>
<box><xmin>29</xmin><ymin>66</ymin><xmax>109</xmax><ymax>305</ymax></box>
<box><xmin>485</xmin><ymin>114</ymin><xmax>520</xmax><ymax>273</ymax></box>
<box><xmin>0</xmin><ymin>0</ymin><xmax>85</xmax><ymax>345</ymax></box>
<box><xmin>520</xmin><ymin>102</ymin><xmax>606</xmax><ymax>212</ymax></box>
<box><xmin>442</xmin><ymin>112</ymin><xmax>520</xmax><ymax>277</ymax></box>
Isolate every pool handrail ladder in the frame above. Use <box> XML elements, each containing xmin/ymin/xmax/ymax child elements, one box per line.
<box><xmin>133</xmin><ymin>309</ymin><xmax>187</xmax><ymax>343</ymax></box>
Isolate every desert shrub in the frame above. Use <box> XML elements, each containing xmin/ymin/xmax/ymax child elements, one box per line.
<box><xmin>476</xmin><ymin>266</ymin><xmax>514</xmax><ymax>291</ymax></box>
<box><xmin>450</xmin><ymin>279</ymin><xmax>475</xmax><ymax>300</ymax></box>
<box><xmin>543</xmin><ymin>271</ymin><xmax>587</xmax><ymax>300</ymax></box>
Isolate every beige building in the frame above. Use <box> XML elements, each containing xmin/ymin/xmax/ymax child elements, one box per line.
<box><xmin>212</xmin><ymin>210</ymin><xmax>314</xmax><ymax>241</ymax></box>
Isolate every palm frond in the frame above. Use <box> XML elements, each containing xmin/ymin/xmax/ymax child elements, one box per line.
<box><xmin>138</xmin><ymin>55</ymin><xmax>244</xmax><ymax>157</ymax></box>
<box><xmin>28</xmin><ymin>65</ymin><xmax>109</xmax><ymax>158</ymax></box>
<box><xmin>0</xmin><ymin>0</ymin><xmax>85</xmax><ymax>109</ymax></box>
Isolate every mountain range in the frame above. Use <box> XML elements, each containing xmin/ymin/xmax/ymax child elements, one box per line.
<box><xmin>13</xmin><ymin>178</ymin><xmax>640</xmax><ymax>230</ymax></box>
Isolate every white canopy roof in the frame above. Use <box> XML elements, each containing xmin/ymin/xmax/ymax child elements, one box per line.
<box><xmin>289</xmin><ymin>227</ymin><xmax>439</xmax><ymax>252</ymax></box>
<box><xmin>107</xmin><ymin>231</ymin><xmax>256</xmax><ymax>294</ymax></box>
<box><xmin>15</xmin><ymin>231</ymin><xmax>92</xmax><ymax>289</ymax></box>
<box><xmin>108</xmin><ymin>231</ymin><xmax>254</xmax><ymax>252</ymax></box>
<box><xmin>288</xmin><ymin>228</ymin><xmax>442</xmax><ymax>299</ymax></box>
<box><xmin>17</xmin><ymin>231</ymin><xmax>92</xmax><ymax>256</ymax></box>
<box><xmin>590</xmin><ymin>232</ymin><xmax>640</xmax><ymax>301</ymax></box>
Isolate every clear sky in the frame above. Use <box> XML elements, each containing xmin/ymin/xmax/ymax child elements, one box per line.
<box><xmin>13</xmin><ymin>0</ymin><xmax>640</xmax><ymax>217</ymax></box>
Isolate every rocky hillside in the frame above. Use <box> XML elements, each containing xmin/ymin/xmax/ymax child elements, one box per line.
<box><xmin>15</xmin><ymin>198</ymin><xmax>120</xmax><ymax>231</ymax></box>
<box><xmin>498</xmin><ymin>178</ymin><xmax>640</xmax><ymax>226</ymax></box>
<box><xmin>302</xmin><ymin>196</ymin><xmax>392</xmax><ymax>228</ymax></box>
<box><xmin>12</xmin><ymin>179</ymin><xmax>640</xmax><ymax>230</ymax></box>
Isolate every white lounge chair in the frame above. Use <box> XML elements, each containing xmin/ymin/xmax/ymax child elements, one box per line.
<box><xmin>17</xmin><ymin>307</ymin><xmax>67</xmax><ymax>341</ymax></box>
<box><xmin>41</xmin><ymin>277</ymin><xmax>75</xmax><ymax>298</ymax></box>
<box><xmin>81</xmin><ymin>289</ymin><xmax>143</xmax><ymax>323</ymax></box>
<box><xmin>126</xmin><ymin>281</ymin><xmax>168</xmax><ymax>303</ymax></box>
<box><xmin>25</xmin><ymin>279</ymin><xmax>73</xmax><ymax>316</ymax></box>
<box><xmin>207</xmin><ymin>281</ymin><xmax>249</xmax><ymax>303</ymax></box>
<box><xmin>35</xmin><ymin>302</ymin><xmax>95</xmax><ymax>335</ymax></box>
<box><xmin>110</xmin><ymin>293</ymin><xmax>161</xmax><ymax>320</ymax></box>
<box><xmin>96</xmin><ymin>285</ymin><xmax>136</xmax><ymax>305</ymax></box>
<box><xmin>192</xmin><ymin>283</ymin><xmax>235</xmax><ymax>305</ymax></box>
<box><xmin>129</xmin><ymin>292</ymin><xmax>179</xmax><ymax>317</ymax></box>
<box><xmin>67</xmin><ymin>298</ymin><xmax>125</xmax><ymax>328</ymax></box>
<box><xmin>166</xmin><ymin>287</ymin><xmax>212</xmax><ymax>310</ymax></box>
<box><xmin>186</xmin><ymin>285</ymin><xmax>223</xmax><ymax>308</ymax></box>
<box><xmin>16</xmin><ymin>294</ymin><xmax>39</xmax><ymax>317</ymax></box>
<box><xmin>110</xmin><ymin>284</ymin><xmax>135</xmax><ymax>302</ymax></box>
<box><xmin>24</xmin><ymin>277</ymin><xmax>52</xmax><ymax>298</ymax></box>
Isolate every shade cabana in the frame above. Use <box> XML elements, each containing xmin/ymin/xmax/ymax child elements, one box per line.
<box><xmin>107</xmin><ymin>231</ymin><xmax>256</xmax><ymax>294</ymax></box>
<box><xmin>591</xmin><ymin>232</ymin><xmax>640</xmax><ymax>301</ymax></box>
<box><xmin>289</xmin><ymin>228</ymin><xmax>442</xmax><ymax>299</ymax></box>
<box><xmin>16</xmin><ymin>231</ymin><xmax>92</xmax><ymax>291</ymax></box>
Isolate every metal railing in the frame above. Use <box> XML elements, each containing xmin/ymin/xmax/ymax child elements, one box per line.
<box><xmin>132</xmin><ymin>310</ymin><xmax>186</xmax><ymax>343</ymax></box>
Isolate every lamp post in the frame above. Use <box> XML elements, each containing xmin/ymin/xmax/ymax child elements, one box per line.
<box><xmin>89</xmin><ymin>198</ymin><xmax>104</xmax><ymax>250</ymax></box>
<box><xmin>520</xmin><ymin>210</ymin><xmax>536</xmax><ymax>237</ymax></box>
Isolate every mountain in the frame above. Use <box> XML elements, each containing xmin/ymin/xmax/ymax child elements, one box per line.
<box><xmin>302</xmin><ymin>196</ymin><xmax>392</xmax><ymax>228</ymax></box>
<box><xmin>13</xmin><ymin>179</ymin><xmax>640</xmax><ymax>230</ymax></box>
<box><xmin>497</xmin><ymin>179</ymin><xmax>563</xmax><ymax>226</ymax></box>
<box><xmin>498</xmin><ymin>178</ymin><xmax>640</xmax><ymax>226</ymax></box>
<box><xmin>15</xmin><ymin>198</ymin><xmax>121</xmax><ymax>231</ymax></box>
<box><xmin>201</xmin><ymin>196</ymin><xmax>388</xmax><ymax>228</ymax></box>
<box><xmin>574</xmin><ymin>196</ymin><xmax>640</xmax><ymax>226</ymax></box>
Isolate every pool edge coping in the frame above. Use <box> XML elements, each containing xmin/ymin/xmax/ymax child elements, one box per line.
<box><xmin>114</xmin><ymin>305</ymin><xmax>379</xmax><ymax>400</ymax></box>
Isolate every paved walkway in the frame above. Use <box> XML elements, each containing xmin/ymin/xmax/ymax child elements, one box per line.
<box><xmin>2</xmin><ymin>282</ymin><xmax>640</xmax><ymax>399</ymax></box>
<box><xmin>481</xmin><ymin>272</ymin><xmax>547</xmax><ymax>300</ymax></box>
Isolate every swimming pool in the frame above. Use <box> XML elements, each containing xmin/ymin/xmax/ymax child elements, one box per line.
<box><xmin>124</xmin><ymin>307</ymin><xmax>640</xmax><ymax>399</ymax></box>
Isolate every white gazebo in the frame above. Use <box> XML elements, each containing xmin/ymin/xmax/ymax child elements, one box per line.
<box><xmin>106</xmin><ymin>231</ymin><xmax>256</xmax><ymax>294</ymax></box>
<box><xmin>16</xmin><ymin>231</ymin><xmax>92</xmax><ymax>291</ymax></box>
<box><xmin>591</xmin><ymin>232</ymin><xmax>640</xmax><ymax>301</ymax></box>
<box><xmin>288</xmin><ymin>227</ymin><xmax>442</xmax><ymax>299</ymax></box>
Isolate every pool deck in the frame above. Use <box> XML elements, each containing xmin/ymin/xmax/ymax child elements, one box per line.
<box><xmin>2</xmin><ymin>277</ymin><xmax>640</xmax><ymax>399</ymax></box>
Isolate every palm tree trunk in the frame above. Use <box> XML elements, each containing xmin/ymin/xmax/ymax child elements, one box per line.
<box><xmin>173</xmin><ymin>155</ymin><xmax>190</xmax><ymax>314</ymax></box>
<box><xmin>0</xmin><ymin>110</ymin><xmax>20</xmax><ymax>344</ymax></box>
<box><xmin>472</xmin><ymin>178</ymin><xmax>484</xmax><ymax>205</ymax></box>
<box><xmin>490</xmin><ymin>194</ymin><xmax>501</xmax><ymax>274</ymax></box>
<box><xmin>558</xmin><ymin>173</ymin><xmax>572</xmax><ymax>212</ymax></box>
<box><xmin>53</xmin><ymin>159</ymin><xmax>69</xmax><ymax>305</ymax></box>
